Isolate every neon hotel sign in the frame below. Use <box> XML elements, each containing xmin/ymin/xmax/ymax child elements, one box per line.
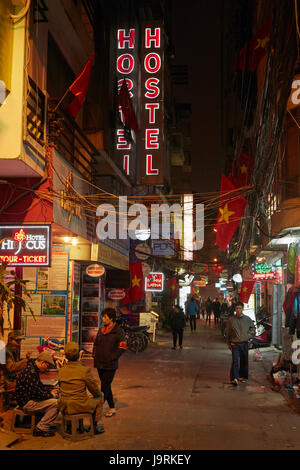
<box><xmin>116</xmin><ymin>22</ymin><xmax>164</xmax><ymax>185</ymax></box>
<box><xmin>0</xmin><ymin>225</ymin><xmax>51</xmax><ymax>266</ymax></box>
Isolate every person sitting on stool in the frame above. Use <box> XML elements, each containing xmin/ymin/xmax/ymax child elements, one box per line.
<box><xmin>15</xmin><ymin>351</ymin><xmax>59</xmax><ymax>437</ymax></box>
<box><xmin>58</xmin><ymin>342</ymin><xmax>105</xmax><ymax>435</ymax></box>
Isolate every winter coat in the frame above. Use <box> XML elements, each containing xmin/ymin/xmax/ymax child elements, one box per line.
<box><xmin>187</xmin><ymin>300</ymin><xmax>199</xmax><ymax>316</ymax></box>
<box><xmin>93</xmin><ymin>324</ymin><xmax>126</xmax><ymax>370</ymax></box>
<box><xmin>58</xmin><ymin>361</ymin><xmax>102</xmax><ymax>415</ymax></box>
<box><xmin>170</xmin><ymin>310</ymin><xmax>186</xmax><ymax>330</ymax></box>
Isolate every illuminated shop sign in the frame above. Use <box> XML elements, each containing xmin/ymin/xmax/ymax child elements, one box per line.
<box><xmin>140</xmin><ymin>22</ymin><xmax>164</xmax><ymax>185</ymax></box>
<box><xmin>0</xmin><ymin>225</ymin><xmax>51</xmax><ymax>266</ymax></box>
<box><xmin>252</xmin><ymin>263</ymin><xmax>275</xmax><ymax>280</ymax></box>
<box><xmin>145</xmin><ymin>272</ymin><xmax>164</xmax><ymax>292</ymax></box>
<box><xmin>86</xmin><ymin>264</ymin><xmax>105</xmax><ymax>277</ymax></box>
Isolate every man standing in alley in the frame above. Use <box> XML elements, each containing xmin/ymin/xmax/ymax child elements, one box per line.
<box><xmin>226</xmin><ymin>301</ymin><xmax>256</xmax><ymax>386</ymax></box>
<box><xmin>187</xmin><ymin>296</ymin><xmax>199</xmax><ymax>332</ymax></box>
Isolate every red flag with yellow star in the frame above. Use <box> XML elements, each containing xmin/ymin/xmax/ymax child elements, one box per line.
<box><xmin>233</xmin><ymin>18</ymin><xmax>271</xmax><ymax>72</ymax></box>
<box><xmin>239</xmin><ymin>280</ymin><xmax>255</xmax><ymax>304</ymax></box>
<box><xmin>166</xmin><ymin>276</ymin><xmax>179</xmax><ymax>298</ymax></box>
<box><xmin>121</xmin><ymin>261</ymin><xmax>145</xmax><ymax>305</ymax></box>
<box><xmin>215</xmin><ymin>174</ymin><xmax>247</xmax><ymax>251</ymax></box>
<box><xmin>231</xmin><ymin>152</ymin><xmax>254</xmax><ymax>188</ymax></box>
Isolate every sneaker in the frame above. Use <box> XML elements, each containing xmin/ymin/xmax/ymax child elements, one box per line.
<box><xmin>171</xmin><ymin>346</ymin><xmax>177</xmax><ymax>350</ymax></box>
<box><xmin>93</xmin><ymin>424</ymin><xmax>105</xmax><ymax>434</ymax></box>
<box><xmin>231</xmin><ymin>379</ymin><xmax>239</xmax><ymax>386</ymax></box>
<box><xmin>33</xmin><ymin>427</ymin><xmax>55</xmax><ymax>437</ymax></box>
<box><xmin>239</xmin><ymin>378</ymin><xmax>247</xmax><ymax>383</ymax></box>
<box><xmin>179</xmin><ymin>345</ymin><xmax>183</xmax><ymax>349</ymax></box>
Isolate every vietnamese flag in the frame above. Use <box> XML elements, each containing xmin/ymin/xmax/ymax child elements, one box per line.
<box><xmin>118</xmin><ymin>78</ymin><xmax>139</xmax><ymax>134</ymax></box>
<box><xmin>215</xmin><ymin>174</ymin><xmax>247</xmax><ymax>251</ymax></box>
<box><xmin>248</xmin><ymin>18</ymin><xmax>272</xmax><ymax>72</ymax></box>
<box><xmin>166</xmin><ymin>276</ymin><xmax>179</xmax><ymax>298</ymax></box>
<box><xmin>66</xmin><ymin>54</ymin><xmax>94</xmax><ymax>118</ymax></box>
<box><xmin>122</xmin><ymin>261</ymin><xmax>145</xmax><ymax>305</ymax></box>
<box><xmin>231</xmin><ymin>152</ymin><xmax>254</xmax><ymax>188</ymax></box>
<box><xmin>240</xmin><ymin>280</ymin><xmax>255</xmax><ymax>304</ymax></box>
<box><xmin>234</xmin><ymin>18</ymin><xmax>271</xmax><ymax>73</ymax></box>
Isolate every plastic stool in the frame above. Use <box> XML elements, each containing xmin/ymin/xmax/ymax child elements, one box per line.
<box><xmin>11</xmin><ymin>406</ymin><xmax>36</xmax><ymax>434</ymax></box>
<box><xmin>62</xmin><ymin>413</ymin><xmax>94</xmax><ymax>441</ymax></box>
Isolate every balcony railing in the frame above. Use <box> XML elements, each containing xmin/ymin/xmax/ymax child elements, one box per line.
<box><xmin>48</xmin><ymin>99</ymin><xmax>97</xmax><ymax>180</ymax></box>
<box><xmin>26</xmin><ymin>76</ymin><xmax>46</xmax><ymax>148</ymax></box>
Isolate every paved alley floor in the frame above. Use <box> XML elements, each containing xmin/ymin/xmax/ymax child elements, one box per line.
<box><xmin>1</xmin><ymin>319</ymin><xmax>300</xmax><ymax>451</ymax></box>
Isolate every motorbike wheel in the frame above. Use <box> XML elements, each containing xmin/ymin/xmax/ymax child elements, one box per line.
<box><xmin>127</xmin><ymin>333</ymin><xmax>146</xmax><ymax>353</ymax></box>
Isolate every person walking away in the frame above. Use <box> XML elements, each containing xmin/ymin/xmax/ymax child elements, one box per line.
<box><xmin>58</xmin><ymin>342</ymin><xmax>105</xmax><ymax>434</ymax></box>
<box><xmin>170</xmin><ymin>306</ymin><xmax>186</xmax><ymax>350</ymax></box>
<box><xmin>187</xmin><ymin>297</ymin><xmax>199</xmax><ymax>331</ymax></box>
<box><xmin>212</xmin><ymin>298</ymin><xmax>221</xmax><ymax>327</ymax></box>
<box><xmin>93</xmin><ymin>308</ymin><xmax>127</xmax><ymax>418</ymax></box>
<box><xmin>205</xmin><ymin>297</ymin><xmax>212</xmax><ymax>327</ymax></box>
<box><xmin>15</xmin><ymin>352</ymin><xmax>59</xmax><ymax>437</ymax></box>
<box><xmin>5</xmin><ymin>330</ymin><xmax>32</xmax><ymax>395</ymax></box>
<box><xmin>226</xmin><ymin>301</ymin><xmax>256</xmax><ymax>386</ymax></box>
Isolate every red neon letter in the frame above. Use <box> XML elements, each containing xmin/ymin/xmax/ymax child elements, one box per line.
<box><xmin>146</xmin><ymin>155</ymin><xmax>159</xmax><ymax>175</ymax></box>
<box><xmin>123</xmin><ymin>155</ymin><xmax>130</xmax><ymax>175</ymax></box>
<box><xmin>117</xmin><ymin>54</ymin><xmax>134</xmax><ymax>74</ymax></box>
<box><xmin>117</xmin><ymin>130</ymin><xmax>131</xmax><ymax>149</ymax></box>
<box><xmin>145</xmin><ymin>78</ymin><xmax>160</xmax><ymax>99</ymax></box>
<box><xmin>144</xmin><ymin>53</ymin><xmax>161</xmax><ymax>73</ymax></box>
<box><xmin>118</xmin><ymin>78</ymin><xmax>133</xmax><ymax>97</ymax></box>
<box><xmin>145</xmin><ymin>103</ymin><xmax>159</xmax><ymax>123</ymax></box>
<box><xmin>146</xmin><ymin>129</ymin><xmax>159</xmax><ymax>149</ymax></box>
<box><xmin>118</xmin><ymin>29</ymin><xmax>135</xmax><ymax>49</ymax></box>
<box><xmin>145</xmin><ymin>28</ymin><xmax>161</xmax><ymax>48</ymax></box>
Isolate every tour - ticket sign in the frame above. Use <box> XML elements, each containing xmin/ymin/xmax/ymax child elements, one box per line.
<box><xmin>145</xmin><ymin>272</ymin><xmax>164</xmax><ymax>292</ymax></box>
<box><xmin>0</xmin><ymin>225</ymin><xmax>51</xmax><ymax>266</ymax></box>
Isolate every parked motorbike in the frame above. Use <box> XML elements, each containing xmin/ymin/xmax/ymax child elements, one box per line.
<box><xmin>248</xmin><ymin>317</ymin><xmax>272</xmax><ymax>349</ymax></box>
<box><xmin>117</xmin><ymin>319</ymin><xmax>150</xmax><ymax>353</ymax></box>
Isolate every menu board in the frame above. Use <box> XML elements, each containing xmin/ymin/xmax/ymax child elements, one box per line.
<box><xmin>21</xmin><ymin>246</ymin><xmax>69</xmax><ymax>359</ymax></box>
<box><xmin>80</xmin><ymin>270</ymin><xmax>100</xmax><ymax>354</ymax></box>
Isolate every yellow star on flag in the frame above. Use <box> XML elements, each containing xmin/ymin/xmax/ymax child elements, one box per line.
<box><xmin>171</xmin><ymin>285</ymin><xmax>176</xmax><ymax>290</ymax></box>
<box><xmin>240</xmin><ymin>164</ymin><xmax>248</xmax><ymax>174</ymax></box>
<box><xmin>242</xmin><ymin>287</ymin><xmax>248</xmax><ymax>292</ymax></box>
<box><xmin>255</xmin><ymin>36</ymin><xmax>269</xmax><ymax>50</ymax></box>
<box><xmin>132</xmin><ymin>275</ymin><xmax>141</xmax><ymax>288</ymax></box>
<box><xmin>218</xmin><ymin>204</ymin><xmax>235</xmax><ymax>224</ymax></box>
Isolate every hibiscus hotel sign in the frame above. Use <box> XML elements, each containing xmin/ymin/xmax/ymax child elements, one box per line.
<box><xmin>0</xmin><ymin>225</ymin><xmax>51</xmax><ymax>266</ymax></box>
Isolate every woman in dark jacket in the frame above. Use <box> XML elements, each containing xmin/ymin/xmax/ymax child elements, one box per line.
<box><xmin>170</xmin><ymin>306</ymin><xmax>186</xmax><ymax>350</ymax></box>
<box><xmin>93</xmin><ymin>308</ymin><xmax>126</xmax><ymax>417</ymax></box>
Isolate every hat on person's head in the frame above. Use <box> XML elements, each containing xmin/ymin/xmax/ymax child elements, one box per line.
<box><xmin>64</xmin><ymin>342</ymin><xmax>79</xmax><ymax>356</ymax></box>
<box><xmin>37</xmin><ymin>351</ymin><xmax>55</xmax><ymax>367</ymax></box>
<box><xmin>64</xmin><ymin>342</ymin><xmax>79</xmax><ymax>361</ymax></box>
<box><xmin>8</xmin><ymin>330</ymin><xmax>25</xmax><ymax>341</ymax></box>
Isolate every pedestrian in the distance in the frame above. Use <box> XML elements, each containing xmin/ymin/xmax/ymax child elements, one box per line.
<box><xmin>170</xmin><ymin>305</ymin><xmax>186</xmax><ymax>350</ymax></box>
<box><xmin>226</xmin><ymin>301</ymin><xmax>256</xmax><ymax>386</ymax></box>
<box><xmin>187</xmin><ymin>296</ymin><xmax>199</xmax><ymax>331</ymax></box>
<box><xmin>212</xmin><ymin>298</ymin><xmax>221</xmax><ymax>327</ymax></box>
<box><xmin>93</xmin><ymin>308</ymin><xmax>127</xmax><ymax>418</ymax></box>
<box><xmin>205</xmin><ymin>297</ymin><xmax>213</xmax><ymax>327</ymax></box>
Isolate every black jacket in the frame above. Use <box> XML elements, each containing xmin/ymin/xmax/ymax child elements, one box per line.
<box><xmin>170</xmin><ymin>310</ymin><xmax>186</xmax><ymax>330</ymax></box>
<box><xmin>16</xmin><ymin>360</ymin><xmax>52</xmax><ymax>408</ymax></box>
<box><xmin>93</xmin><ymin>324</ymin><xmax>126</xmax><ymax>370</ymax></box>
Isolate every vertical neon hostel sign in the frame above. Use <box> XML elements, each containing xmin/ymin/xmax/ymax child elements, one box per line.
<box><xmin>115</xmin><ymin>23</ymin><xmax>164</xmax><ymax>185</ymax></box>
<box><xmin>140</xmin><ymin>22</ymin><xmax>164</xmax><ymax>185</ymax></box>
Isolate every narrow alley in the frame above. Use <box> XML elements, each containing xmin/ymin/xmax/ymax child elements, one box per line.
<box><xmin>2</xmin><ymin>318</ymin><xmax>300</xmax><ymax>451</ymax></box>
